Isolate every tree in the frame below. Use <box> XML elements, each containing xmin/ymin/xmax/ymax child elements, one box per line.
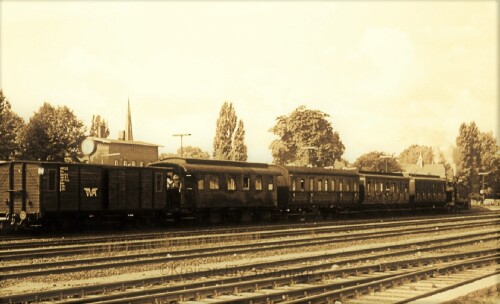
<box><xmin>212</xmin><ymin>101</ymin><xmax>248</xmax><ymax>161</ymax></box>
<box><xmin>19</xmin><ymin>102</ymin><xmax>86</xmax><ymax>162</ymax></box>
<box><xmin>454</xmin><ymin>122</ymin><xmax>499</xmax><ymax>199</ymax></box>
<box><xmin>269</xmin><ymin>106</ymin><xmax>344</xmax><ymax>167</ymax></box>
<box><xmin>89</xmin><ymin>115</ymin><xmax>110</xmax><ymax>138</ymax></box>
<box><xmin>178</xmin><ymin>146</ymin><xmax>210</xmax><ymax>159</ymax></box>
<box><xmin>398</xmin><ymin>145</ymin><xmax>434</xmax><ymax>165</ymax></box>
<box><xmin>354</xmin><ymin>151</ymin><xmax>401</xmax><ymax>172</ymax></box>
<box><xmin>478</xmin><ymin>131</ymin><xmax>499</xmax><ymax>198</ymax></box>
<box><xmin>231</xmin><ymin>120</ymin><xmax>248</xmax><ymax>161</ymax></box>
<box><xmin>0</xmin><ymin>90</ymin><xmax>24</xmax><ymax>160</ymax></box>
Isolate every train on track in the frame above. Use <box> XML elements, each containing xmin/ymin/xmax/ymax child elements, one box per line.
<box><xmin>0</xmin><ymin>158</ymin><xmax>469</xmax><ymax>230</ymax></box>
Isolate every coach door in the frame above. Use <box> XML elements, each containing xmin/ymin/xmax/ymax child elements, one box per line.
<box><xmin>165</xmin><ymin>171</ymin><xmax>181</xmax><ymax>211</ymax></box>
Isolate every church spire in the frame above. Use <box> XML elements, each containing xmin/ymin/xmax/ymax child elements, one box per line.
<box><xmin>416</xmin><ymin>148</ymin><xmax>424</xmax><ymax>168</ymax></box>
<box><xmin>125</xmin><ymin>98</ymin><xmax>133</xmax><ymax>141</ymax></box>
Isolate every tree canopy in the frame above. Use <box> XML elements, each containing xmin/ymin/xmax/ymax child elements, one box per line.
<box><xmin>354</xmin><ymin>151</ymin><xmax>401</xmax><ymax>172</ymax></box>
<box><xmin>269</xmin><ymin>106</ymin><xmax>344</xmax><ymax>167</ymax></box>
<box><xmin>212</xmin><ymin>101</ymin><xmax>248</xmax><ymax>161</ymax></box>
<box><xmin>398</xmin><ymin>145</ymin><xmax>434</xmax><ymax>165</ymax></box>
<box><xmin>0</xmin><ymin>90</ymin><xmax>24</xmax><ymax>160</ymax></box>
<box><xmin>19</xmin><ymin>102</ymin><xmax>86</xmax><ymax>162</ymax></box>
<box><xmin>455</xmin><ymin>122</ymin><xmax>499</xmax><ymax>198</ymax></box>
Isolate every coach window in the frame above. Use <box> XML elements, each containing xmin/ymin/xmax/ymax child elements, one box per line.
<box><xmin>367</xmin><ymin>181</ymin><xmax>371</xmax><ymax>192</ymax></box>
<box><xmin>300</xmin><ymin>178</ymin><xmax>305</xmax><ymax>191</ymax></box>
<box><xmin>227</xmin><ymin>175</ymin><xmax>236</xmax><ymax>191</ymax></box>
<box><xmin>209</xmin><ymin>175</ymin><xmax>220</xmax><ymax>190</ymax></box>
<box><xmin>268</xmin><ymin>177</ymin><xmax>274</xmax><ymax>191</ymax></box>
<box><xmin>339</xmin><ymin>179</ymin><xmax>344</xmax><ymax>192</ymax></box>
<box><xmin>140</xmin><ymin>161</ymin><xmax>144</xmax><ymax>167</ymax></box>
<box><xmin>331</xmin><ymin>179</ymin><xmax>336</xmax><ymax>192</ymax></box>
<box><xmin>155</xmin><ymin>173</ymin><xmax>163</xmax><ymax>192</ymax></box>
<box><xmin>48</xmin><ymin>169</ymin><xmax>57</xmax><ymax>191</ymax></box>
<box><xmin>318</xmin><ymin>179</ymin><xmax>322</xmax><ymax>191</ymax></box>
<box><xmin>324</xmin><ymin>179</ymin><xmax>329</xmax><ymax>191</ymax></box>
<box><xmin>309</xmin><ymin>178</ymin><xmax>314</xmax><ymax>191</ymax></box>
<box><xmin>353</xmin><ymin>181</ymin><xmax>357</xmax><ymax>192</ymax></box>
<box><xmin>197</xmin><ymin>176</ymin><xmax>205</xmax><ymax>191</ymax></box>
<box><xmin>255</xmin><ymin>176</ymin><xmax>263</xmax><ymax>191</ymax></box>
<box><xmin>291</xmin><ymin>178</ymin><xmax>296</xmax><ymax>191</ymax></box>
<box><xmin>243</xmin><ymin>175</ymin><xmax>250</xmax><ymax>190</ymax></box>
<box><xmin>346</xmin><ymin>180</ymin><xmax>350</xmax><ymax>192</ymax></box>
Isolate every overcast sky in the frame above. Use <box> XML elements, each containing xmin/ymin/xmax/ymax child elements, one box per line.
<box><xmin>1</xmin><ymin>1</ymin><xmax>497</xmax><ymax>164</ymax></box>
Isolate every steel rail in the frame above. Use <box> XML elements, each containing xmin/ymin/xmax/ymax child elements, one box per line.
<box><xmin>59</xmin><ymin>252</ymin><xmax>500</xmax><ymax>304</ymax></box>
<box><xmin>3</xmin><ymin>232</ymin><xmax>498</xmax><ymax>303</ymax></box>
<box><xmin>1</xmin><ymin>224</ymin><xmax>497</xmax><ymax>280</ymax></box>
<box><xmin>1</xmin><ymin>213</ymin><xmax>497</xmax><ymax>251</ymax></box>
<box><xmin>1</xmin><ymin>218</ymin><xmax>497</xmax><ymax>262</ymax></box>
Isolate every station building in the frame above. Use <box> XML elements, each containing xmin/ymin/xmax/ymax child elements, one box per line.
<box><xmin>81</xmin><ymin>100</ymin><xmax>160</xmax><ymax>166</ymax></box>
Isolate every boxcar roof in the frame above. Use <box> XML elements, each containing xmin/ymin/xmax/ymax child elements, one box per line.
<box><xmin>284</xmin><ymin>166</ymin><xmax>358</xmax><ymax>176</ymax></box>
<box><xmin>150</xmin><ymin>158</ymin><xmax>283</xmax><ymax>175</ymax></box>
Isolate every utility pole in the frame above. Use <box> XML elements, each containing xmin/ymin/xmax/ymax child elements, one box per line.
<box><xmin>380</xmin><ymin>155</ymin><xmax>392</xmax><ymax>172</ymax></box>
<box><xmin>478</xmin><ymin>172</ymin><xmax>490</xmax><ymax>203</ymax></box>
<box><xmin>173</xmin><ymin>133</ymin><xmax>191</xmax><ymax>157</ymax></box>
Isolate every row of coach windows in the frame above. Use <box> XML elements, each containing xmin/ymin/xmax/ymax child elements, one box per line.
<box><xmin>366</xmin><ymin>181</ymin><xmax>408</xmax><ymax>193</ymax></box>
<box><xmin>114</xmin><ymin>160</ymin><xmax>147</xmax><ymax>167</ymax></box>
<box><xmin>291</xmin><ymin>177</ymin><xmax>357</xmax><ymax>192</ymax></box>
<box><xmin>198</xmin><ymin>174</ymin><xmax>272</xmax><ymax>191</ymax></box>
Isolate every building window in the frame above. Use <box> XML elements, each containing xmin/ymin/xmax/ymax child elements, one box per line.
<box><xmin>123</xmin><ymin>160</ymin><xmax>128</xmax><ymax>166</ymax></box>
<box><xmin>48</xmin><ymin>169</ymin><xmax>57</xmax><ymax>191</ymax></box>
<box><xmin>243</xmin><ymin>175</ymin><xmax>250</xmax><ymax>190</ymax></box>
<box><xmin>228</xmin><ymin>175</ymin><xmax>236</xmax><ymax>191</ymax></box>
<box><xmin>114</xmin><ymin>160</ymin><xmax>119</xmax><ymax>166</ymax></box>
<box><xmin>131</xmin><ymin>161</ymin><xmax>136</xmax><ymax>166</ymax></box>
<box><xmin>300</xmin><ymin>178</ymin><xmax>305</xmax><ymax>191</ymax></box>
<box><xmin>255</xmin><ymin>176</ymin><xmax>263</xmax><ymax>191</ymax></box>
<box><xmin>209</xmin><ymin>175</ymin><xmax>219</xmax><ymax>190</ymax></box>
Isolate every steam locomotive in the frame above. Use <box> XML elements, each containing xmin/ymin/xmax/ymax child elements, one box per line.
<box><xmin>0</xmin><ymin>158</ymin><xmax>468</xmax><ymax>229</ymax></box>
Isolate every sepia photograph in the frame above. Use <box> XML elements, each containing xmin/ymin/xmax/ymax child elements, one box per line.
<box><xmin>0</xmin><ymin>1</ymin><xmax>498</xmax><ymax>303</ymax></box>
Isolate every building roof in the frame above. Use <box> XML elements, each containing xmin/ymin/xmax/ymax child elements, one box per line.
<box><xmin>401</xmin><ymin>163</ymin><xmax>446</xmax><ymax>178</ymax></box>
<box><xmin>90</xmin><ymin>137</ymin><xmax>161</xmax><ymax>147</ymax></box>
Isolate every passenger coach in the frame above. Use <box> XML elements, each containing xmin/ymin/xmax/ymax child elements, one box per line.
<box><xmin>150</xmin><ymin>158</ymin><xmax>282</xmax><ymax>223</ymax></box>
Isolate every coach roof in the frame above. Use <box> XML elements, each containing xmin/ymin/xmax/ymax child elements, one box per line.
<box><xmin>150</xmin><ymin>158</ymin><xmax>283</xmax><ymax>175</ymax></box>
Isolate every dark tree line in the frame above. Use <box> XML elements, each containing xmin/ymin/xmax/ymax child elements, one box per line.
<box><xmin>0</xmin><ymin>90</ymin><xmax>86</xmax><ymax>162</ymax></box>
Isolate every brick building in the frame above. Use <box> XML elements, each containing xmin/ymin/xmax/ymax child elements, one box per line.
<box><xmin>81</xmin><ymin>100</ymin><xmax>160</xmax><ymax>166</ymax></box>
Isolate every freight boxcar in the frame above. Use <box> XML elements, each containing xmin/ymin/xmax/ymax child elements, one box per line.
<box><xmin>150</xmin><ymin>158</ymin><xmax>282</xmax><ymax>223</ymax></box>
<box><xmin>0</xmin><ymin>161</ymin><xmax>174</xmax><ymax>229</ymax></box>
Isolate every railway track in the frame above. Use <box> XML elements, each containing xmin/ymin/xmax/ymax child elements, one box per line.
<box><xmin>2</xmin><ymin>226</ymin><xmax>498</xmax><ymax>303</ymax></box>
<box><xmin>0</xmin><ymin>218</ymin><xmax>498</xmax><ymax>280</ymax></box>
<box><xmin>1</xmin><ymin>213</ymin><xmax>496</xmax><ymax>251</ymax></box>
<box><xmin>1</xmin><ymin>213</ymin><xmax>497</xmax><ymax>259</ymax></box>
